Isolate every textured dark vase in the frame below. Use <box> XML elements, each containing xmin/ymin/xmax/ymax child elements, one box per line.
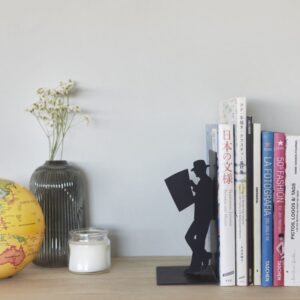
<box><xmin>30</xmin><ymin>160</ymin><xmax>85</xmax><ymax>267</ymax></box>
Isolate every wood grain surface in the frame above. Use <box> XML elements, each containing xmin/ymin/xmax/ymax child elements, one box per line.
<box><xmin>1</xmin><ymin>257</ymin><xmax>300</xmax><ymax>300</ymax></box>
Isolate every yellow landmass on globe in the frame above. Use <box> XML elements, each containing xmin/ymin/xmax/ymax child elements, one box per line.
<box><xmin>0</xmin><ymin>179</ymin><xmax>45</xmax><ymax>279</ymax></box>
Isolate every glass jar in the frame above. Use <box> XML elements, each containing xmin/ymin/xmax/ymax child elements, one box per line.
<box><xmin>68</xmin><ymin>228</ymin><xmax>111</xmax><ymax>274</ymax></box>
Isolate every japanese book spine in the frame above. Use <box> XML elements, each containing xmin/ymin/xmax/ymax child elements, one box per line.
<box><xmin>219</xmin><ymin>97</ymin><xmax>248</xmax><ymax>286</ymax></box>
<box><xmin>261</xmin><ymin>131</ymin><xmax>274</xmax><ymax>287</ymax></box>
<box><xmin>273</xmin><ymin>132</ymin><xmax>286</xmax><ymax>287</ymax></box>
<box><xmin>284</xmin><ymin>136</ymin><xmax>300</xmax><ymax>286</ymax></box>
<box><xmin>253</xmin><ymin>123</ymin><xmax>262</xmax><ymax>285</ymax></box>
<box><xmin>246</xmin><ymin>116</ymin><xmax>253</xmax><ymax>285</ymax></box>
<box><xmin>218</xmin><ymin>124</ymin><xmax>235</xmax><ymax>286</ymax></box>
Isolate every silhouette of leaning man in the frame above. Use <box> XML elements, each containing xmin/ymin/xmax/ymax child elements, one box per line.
<box><xmin>185</xmin><ymin>160</ymin><xmax>213</xmax><ymax>275</ymax></box>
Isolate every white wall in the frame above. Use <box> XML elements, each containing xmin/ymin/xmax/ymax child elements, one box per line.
<box><xmin>1</xmin><ymin>0</ymin><xmax>300</xmax><ymax>256</ymax></box>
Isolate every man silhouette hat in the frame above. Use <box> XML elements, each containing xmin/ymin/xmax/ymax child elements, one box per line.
<box><xmin>191</xmin><ymin>160</ymin><xmax>209</xmax><ymax>172</ymax></box>
<box><xmin>185</xmin><ymin>159</ymin><xmax>213</xmax><ymax>274</ymax></box>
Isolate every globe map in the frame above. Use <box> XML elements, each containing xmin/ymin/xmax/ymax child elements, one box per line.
<box><xmin>0</xmin><ymin>179</ymin><xmax>44</xmax><ymax>279</ymax></box>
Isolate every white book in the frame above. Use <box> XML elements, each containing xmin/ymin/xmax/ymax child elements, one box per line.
<box><xmin>205</xmin><ymin>124</ymin><xmax>218</xmax><ymax>256</ymax></box>
<box><xmin>206</xmin><ymin>124</ymin><xmax>218</xmax><ymax>154</ymax></box>
<box><xmin>284</xmin><ymin>135</ymin><xmax>300</xmax><ymax>286</ymax></box>
<box><xmin>218</xmin><ymin>124</ymin><xmax>236</xmax><ymax>286</ymax></box>
<box><xmin>219</xmin><ymin>97</ymin><xmax>248</xmax><ymax>286</ymax></box>
<box><xmin>253</xmin><ymin>123</ymin><xmax>261</xmax><ymax>285</ymax></box>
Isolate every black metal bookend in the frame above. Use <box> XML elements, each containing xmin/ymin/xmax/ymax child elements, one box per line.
<box><xmin>156</xmin><ymin>159</ymin><xmax>219</xmax><ymax>285</ymax></box>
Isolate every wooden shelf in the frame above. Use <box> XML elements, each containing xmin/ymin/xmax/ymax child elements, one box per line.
<box><xmin>1</xmin><ymin>257</ymin><xmax>300</xmax><ymax>299</ymax></box>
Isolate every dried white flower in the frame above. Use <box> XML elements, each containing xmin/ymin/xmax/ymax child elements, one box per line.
<box><xmin>26</xmin><ymin>80</ymin><xmax>89</xmax><ymax>160</ymax></box>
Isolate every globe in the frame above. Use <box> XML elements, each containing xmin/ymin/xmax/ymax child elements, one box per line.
<box><xmin>0</xmin><ymin>179</ymin><xmax>45</xmax><ymax>279</ymax></box>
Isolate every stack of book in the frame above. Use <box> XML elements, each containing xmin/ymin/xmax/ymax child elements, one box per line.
<box><xmin>208</xmin><ymin>97</ymin><xmax>300</xmax><ymax>287</ymax></box>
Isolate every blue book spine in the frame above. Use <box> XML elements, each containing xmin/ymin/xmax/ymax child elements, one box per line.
<box><xmin>261</xmin><ymin>131</ymin><xmax>274</xmax><ymax>287</ymax></box>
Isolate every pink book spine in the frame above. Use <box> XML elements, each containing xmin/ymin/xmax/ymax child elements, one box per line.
<box><xmin>273</xmin><ymin>132</ymin><xmax>286</xmax><ymax>286</ymax></box>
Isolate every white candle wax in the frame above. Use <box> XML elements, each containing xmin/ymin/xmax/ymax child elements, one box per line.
<box><xmin>69</xmin><ymin>240</ymin><xmax>111</xmax><ymax>273</ymax></box>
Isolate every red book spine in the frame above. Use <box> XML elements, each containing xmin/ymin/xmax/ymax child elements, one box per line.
<box><xmin>273</xmin><ymin>132</ymin><xmax>286</xmax><ymax>286</ymax></box>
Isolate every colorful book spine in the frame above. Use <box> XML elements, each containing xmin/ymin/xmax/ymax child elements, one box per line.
<box><xmin>284</xmin><ymin>136</ymin><xmax>300</xmax><ymax>286</ymax></box>
<box><xmin>273</xmin><ymin>132</ymin><xmax>285</xmax><ymax>286</ymax></box>
<box><xmin>253</xmin><ymin>123</ymin><xmax>261</xmax><ymax>285</ymax></box>
<box><xmin>218</xmin><ymin>124</ymin><xmax>235</xmax><ymax>286</ymax></box>
<box><xmin>219</xmin><ymin>97</ymin><xmax>248</xmax><ymax>286</ymax></box>
<box><xmin>261</xmin><ymin>131</ymin><xmax>274</xmax><ymax>287</ymax></box>
<box><xmin>246</xmin><ymin>116</ymin><xmax>253</xmax><ymax>285</ymax></box>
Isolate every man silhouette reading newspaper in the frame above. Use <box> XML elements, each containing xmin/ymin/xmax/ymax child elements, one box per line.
<box><xmin>165</xmin><ymin>160</ymin><xmax>214</xmax><ymax>275</ymax></box>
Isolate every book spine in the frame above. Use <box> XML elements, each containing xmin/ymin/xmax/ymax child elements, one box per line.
<box><xmin>219</xmin><ymin>97</ymin><xmax>248</xmax><ymax>286</ymax></box>
<box><xmin>205</xmin><ymin>124</ymin><xmax>219</xmax><ymax>258</ymax></box>
<box><xmin>247</xmin><ymin>116</ymin><xmax>253</xmax><ymax>285</ymax></box>
<box><xmin>206</xmin><ymin>124</ymin><xmax>218</xmax><ymax>156</ymax></box>
<box><xmin>261</xmin><ymin>131</ymin><xmax>274</xmax><ymax>287</ymax></box>
<box><xmin>253</xmin><ymin>123</ymin><xmax>262</xmax><ymax>285</ymax></box>
<box><xmin>273</xmin><ymin>133</ymin><xmax>285</xmax><ymax>286</ymax></box>
<box><xmin>284</xmin><ymin>136</ymin><xmax>300</xmax><ymax>286</ymax></box>
<box><xmin>234</xmin><ymin>98</ymin><xmax>248</xmax><ymax>286</ymax></box>
<box><xmin>218</xmin><ymin>124</ymin><xmax>235</xmax><ymax>286</ymax></box>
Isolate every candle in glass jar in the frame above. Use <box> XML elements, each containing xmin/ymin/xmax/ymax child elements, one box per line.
<box><xmin>68</xmin><ymin>228</ymin><xmax>111</xmax><ymax>274</ymax></box>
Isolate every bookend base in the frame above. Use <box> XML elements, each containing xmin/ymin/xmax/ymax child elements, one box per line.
<box><xmin>156</xmin><ymin>265</ymin><xmax>218</xmax><ymax>285</ymax></box>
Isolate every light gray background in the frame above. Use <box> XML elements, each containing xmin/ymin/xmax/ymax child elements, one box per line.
<box><xmin>1</xmin><ymin>0</ymin><xmax>300</xmax><ymax>256</ymax></box>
